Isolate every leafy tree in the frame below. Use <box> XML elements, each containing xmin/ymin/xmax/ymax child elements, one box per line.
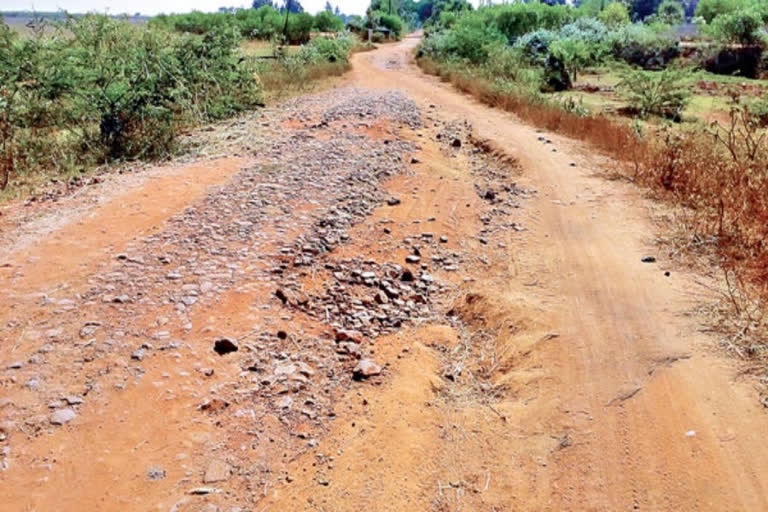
<box><xmin>346</xmin><ymin>14</ymin><xmax>364</xmax><ymax>31</ymax></box>
<box><xmin>417</xmin><ymin>1</ymin><xmax>434</xmax><ymax>22</ymax></box>
<box><xmin>370</xmin><ymin>0</ymin><xmax>401</xmax><ymax>15</ymax></box>
<box><xmin>550</xmin><ymin>37</ymin><xmax>594</xmax><ymax>82</ymax></box>
<box><xmin>324</xmin><ymin>1</ymin><xmax>333</xmax><ymax>11</ymax></box>
<box><xmin>655</xmin><ymin>0</ymin><xmax>685</xmax><ymax>24</ymax></box>
<box><xmin>285</xmin><ymin>11</ymin><xmax>313</xmax><ymax>42</ymax></box>
<box><xmin>694</xmin><ymin>0</ymin><xmax>740</xmax><ymax>23</ymax></box>
<box><xmin>377</xmin><ymin>11</ymin><xmax>405</xmax><ymax>37</ymax></box>
<box><xmin>630</xmin><ymin>0</ymin><xmax>663</xmax><ymax>20</ymax></box>
<box><xmin>606</xmin><ymin>22</ymin><xmax>680</xmax><ymax>68</ymax></box>
<box><xmin>495</xmin><ymin>4</ymin><xmax>539</xmax><ymax>43</ymax></box>
<box><xmin>707</xmin><ymin>10</ymin><xmax>765</xmax><ymax>44</ymax></box>
<box><xmin>577</xmin><ymin>0</ymin><xmax>610</xmax><ymax>18</ymax></box>
<box><xmin>598</xmin><ymin>2</ymin><xmax>631</xmax><ymax>27</ymax></box>
<box><xmin>279</xmin><ymin>0</ymin><xmax>304</xmax><ymax>14</ymax></box>
<box><xmin>427</xmin><ymin>0</ymin><xmax>472</xmax><ymax>25</ymax></box>
<box><xmin>252</xmin><ymin>0</ymin><xmax>275</xmax><ymax>8</ymax></box>
<box><xmin>314</xmin><ymin>10</ymin><xmax>344</xmax><ymax>31</ymax></box>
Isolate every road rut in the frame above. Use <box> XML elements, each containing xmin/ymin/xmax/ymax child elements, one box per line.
<box><xmin>0</xmin><ymin>35</ymin><xmax>767</xmax><ymax>512</ymax></box>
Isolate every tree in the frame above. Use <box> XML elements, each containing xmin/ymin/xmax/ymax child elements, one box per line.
<box><xmin>656</xmin><ymin>0</ymin><xmax>686</xmax><ymax>24</ymax></box>
<box><xmin>630</xmin><ymin>0</ymin><xmax>663</xmax><ymax>20</ymax></box>
<box><xmin>427</xmin><ymin>0</ymin><xmax>472</xmax><ymax>25</ymax></box>
<box><xmin>283</xmin><ymin>0</ymin><xmax>291</xmax><ymax>36</ymax></box>
<box><xmin>708</xmin><ymin>10</ymin><xmax>764</xmax><ymax>44</ymax></box>
<box><xmin>252</xmin><ymin>0</ymin><xmax>275</xmax><ymax>8</ymax></box>
<box><xmin>324</xmin><ymin>1</ymin><xmax>333</xmax><ymax>11</ymax></box>
<box><xmin>314</xmin><ymin>10</ymin><xmax>344</xmax><ymax>31</ymax></box>
<box><xmin>550</xmin><ymin>37</ymin><xmax>593</xmax><ymax>83</ymax></box>
<box><xmin>279</xmin><ymin>0</ymin><xmax>303</xmax><ymax>14</ymax></box>
<box><xmin>599</xmin><ymin>2</ymin><xmax>631</xmax><ymax>26</ymax></box>
<box><xmin>694</xmin><ymin>0</ymin><xmax>743</xmax><ymax>23</ymax></box>
<box><xmin>577</xmin><ymin>0</ymin><xmax>610</xmax><ymax>18</ymax></box>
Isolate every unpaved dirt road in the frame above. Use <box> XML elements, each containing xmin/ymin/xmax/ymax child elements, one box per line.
<box><xmin>2</xmin><ymin>35</ymin><xmax>768</xmax><ymax>511</ymax></box>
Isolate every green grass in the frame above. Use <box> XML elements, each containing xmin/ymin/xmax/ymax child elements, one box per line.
<box><xmin>552</xmin><ymin>65</ymin><xmax>761</xmax><ymax>125</ymax></box>
<box><xmin>684</xmin><ymin>69</ymin><xmax>767</xmax><ymax>86</ymax></box>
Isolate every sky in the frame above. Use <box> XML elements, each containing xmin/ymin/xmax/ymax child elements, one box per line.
<box><xmin>3</xmin><ymin>0</ymin><xmax>377</xmax><ymax>16</ymax></box>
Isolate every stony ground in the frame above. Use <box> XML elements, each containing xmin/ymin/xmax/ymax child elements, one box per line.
<box><xmin>3</xmin><ymin>37</ymin><xmax>768</xmax><ymax>512</ymax></box>
<box><xmin>0</xmin><ymin>84</ymin><xmax>530</xmax><ymax>511</ymax></box>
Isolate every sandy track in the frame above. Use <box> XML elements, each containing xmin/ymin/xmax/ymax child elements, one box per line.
<box><xmin>332</xmin><ymin>35</ymin><xmax>768</xmax><ymax>510</ymax></box>
<box><xmin>0</xmin><ymin>36</ymin><xmax>767</xmax><ymax>512</ymax></box>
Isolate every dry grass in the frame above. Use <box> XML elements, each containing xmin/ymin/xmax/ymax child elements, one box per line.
<box><xmin>419</xmin><ymin>57</ymin><xmax>768</xmax><ymax>385</ymax></box>
<box><xmin>259</xmin><ymin>60</ymin><xmax>350</xmax><ymax>102</ymax></box>
<box><xmin>418</xmin><ymin>58</ymin><xmax>647</xmax><ymax>164</ymax></box>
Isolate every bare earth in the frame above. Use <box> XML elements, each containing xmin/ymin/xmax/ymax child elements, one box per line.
<box><xmin>1</xmin><ymin>35</ymin><xmax>768</xmax><ymax>511</ymax></box>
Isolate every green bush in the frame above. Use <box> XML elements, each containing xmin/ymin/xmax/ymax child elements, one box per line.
<box><xmin>437</xmin><ymin>11</ymin><xmax>460</xmax><ymax>29</ymax></box>
<box><xmin>558</xmin><ymin>18</ymin><xmax>609</xmax><ymax>44</ymax></box>
<box><xmin>515</xmin><ymin>29</ymin><xmax>558</xmax><ymax>64</ymax></box>
<box><xmin>607</xmin><ymin>23</ymin><xmax>680</xmax><ymax>69</ymax></box>
<box><xmin>694</xmin><ymin>0</ymin><xmax>743</xmax><ymax>23</ymax></box>
<box><xmin>706</xmin><ymin>10</ymin><xmax>766</xmax><ymax>45</ymax></box>
<box><xmin>576</xmin><ymin>0</ymin><xmax>609</xmax><ymax>18</ymax></box>
<box><xmin>314</xmin><ymin>10</ymin><xmax>344</xmax><ymax>32</ymax></box>
<box><xmin>425</xmin><ymin>0</ymin><xmax>474</xmax><ymax>28</ymax></box>
<box><xmin>533</xmin><ymin>4</ymin><xmax>575</xmax><ymax>31</ymax></box>
<box><xmin>151</xmin><ymin>7</ymin><xmax>323</xmax><ymax>43</ymax></box>
<box><xmin>617</xmin><ymin>66</ymin><xmax>690</xmax><ymax>120</ymax></box>
<box><xmin>419</xmin><ymin>2</ymin><xmax>680</xmax><ymax>91</ymax></box>
<box><xmin>550</xmin><ymin>36</ymin><xmax>604</xmax><ymax>83</ymax></box>
<box><xmin>655</xmin><ymin>0</ymin><xmax>686</xmax><ymax>25</ymax></box>
<box><xmin>296</xmin><ymin>33</ymin><xmax>355</xmax><ymax>63</ymax></box>
<box><xmin>285</xmin><ymin>12</ymin><xmax>314</xmax><ymax>44</ymax></box>
<box><xmin>452</xmin><ymin>17</ymin><xmax>505</xmax><ymax>64</ymax></box>
<box><xmin>598</xmin><ymin>2</ymin><xmax>631</xmax><ymax>28</ymax></box>
<box><xmin>748</xmin><ymin>97</ymin><xmax>768</xmax><ymax>126</ymax></box>
<box><xmin>235</xmin><ymin>6</ymin><xmax>283</xmax><ymax>39</ymax></box>
<box><xmin>513</xmin><ymin>19</ymin><xmax>610</xmax><ymax>87</ymax></box>
<box><xmin>495</xmin><ymin>4</ymin><xmax>539</xmax><ymax>43</ymax></box>
<box><xmin>484</xmin><ymin>44</ymin><xmax>545</xmax><ymax>93</ymax></box>
<box><xmin>346</xmin><ymin>15</ymin><xmax>364</xmax><ymax>32</ymax></box>
<box><xmin>377</xmin><ymin>12</ymin><xmax>405</xmax><ymax>38</ymax></box>
<box><xmin>420</xmin><ymin>10</ymin><xmax>505</xmax><ymax>64</ymax></box>
<box><xmin>0</xmin><ymin>15</ymin><xmax>264</xmax><ymax>188</ymax></box>
<box><xmin>515</xmin><ymin>29</ymin><xmax>571</xmax><ymax>91</ymax></box>
<box><xmin>254</xmin><ymin>32</ymin><xmax>354</xmax><ymax>95</ymax></box>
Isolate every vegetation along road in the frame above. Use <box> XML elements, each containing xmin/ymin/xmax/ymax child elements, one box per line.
<box><xmin>2</xmin><ymin>31</ymin><xmax>768</xmax><ymax>511</ymax></box>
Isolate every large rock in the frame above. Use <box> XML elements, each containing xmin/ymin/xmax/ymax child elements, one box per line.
<box><xmin>50</xmin><ymin>408</ymin><xmax>76</xmax><ymax>425</ymax></box>
<box><xmin>353</xmin><ymin>359</ymin><xmax>382</xmax><ymax>380</ymax></box>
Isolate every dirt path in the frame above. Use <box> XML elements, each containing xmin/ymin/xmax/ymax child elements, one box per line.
<box><xmin>1</xmin><ymin>36</ymin><xmax>767</xmax><ymax>511</ymax></box>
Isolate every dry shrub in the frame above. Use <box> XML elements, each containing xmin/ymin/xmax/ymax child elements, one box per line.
<box><xmin>258</xmin><ymin>60</ymin><xmax>349</xmax><ymax>99</ymax></box>
<box><xmin>635</xmin><ymin>103</ymin><xmax>768</xmax><ymax>302</ymax></box>
<box><xmin>419</xmin><ymin>57</ymin><xmax>768</xmax><ymax>362</ymax></box>
<box><xmin>418</xmin><ymin>57</ymin><xmax>649</xmax><ymax>179</ymax></box>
